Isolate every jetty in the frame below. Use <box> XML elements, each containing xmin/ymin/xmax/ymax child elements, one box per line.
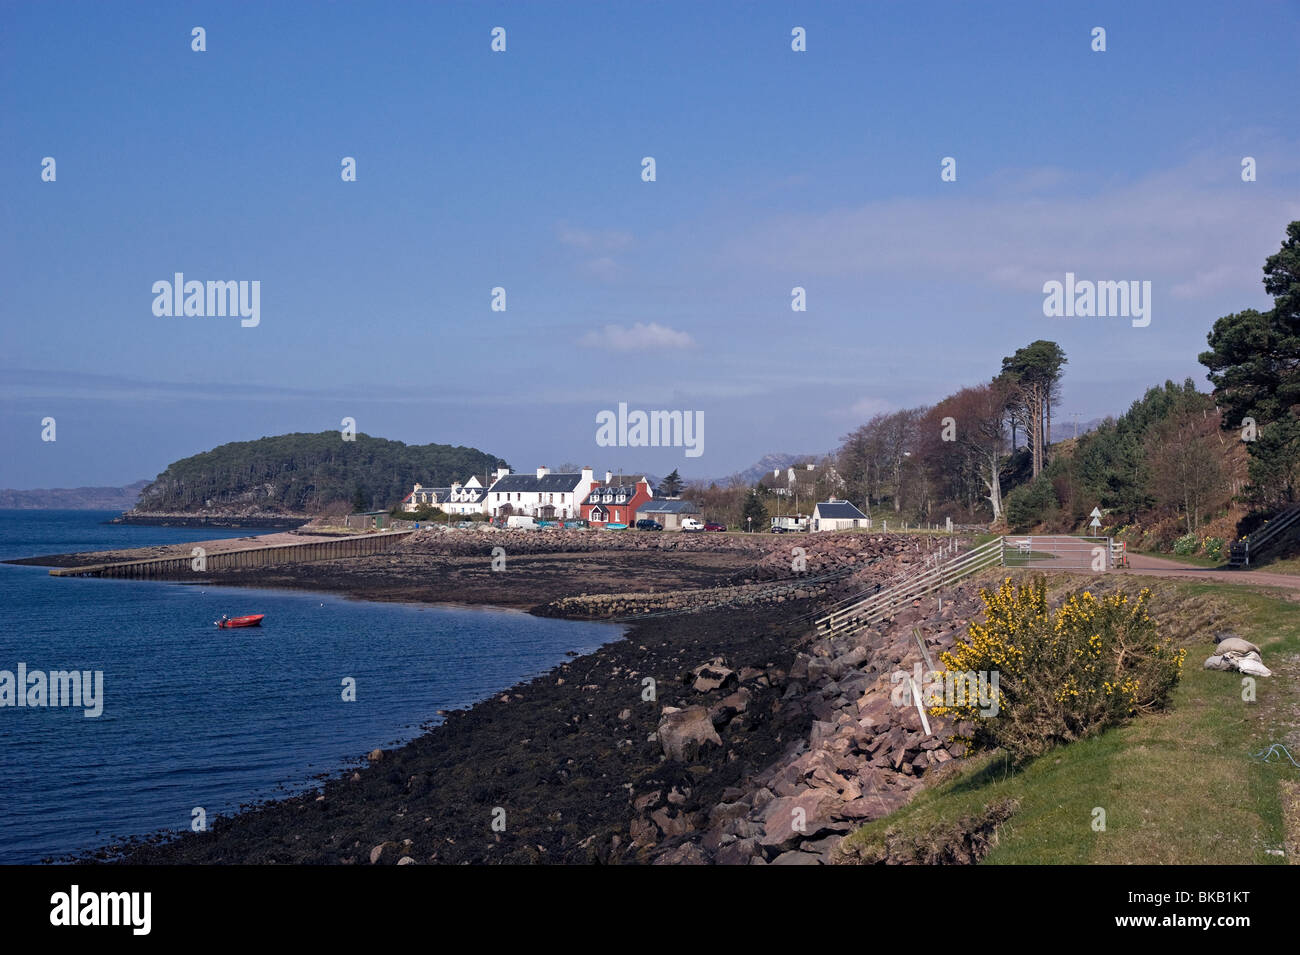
<box><xmin>49</xmin><ymin>530</ymin><xmax>414</xmax><ymax>579</ymax></box>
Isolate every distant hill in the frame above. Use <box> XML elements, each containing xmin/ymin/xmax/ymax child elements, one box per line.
<box><xmin>703</xmin><ymin>452</ymin><xmax>823</xmax><ymax>487</ymax></box>
<box><xmin>0</xmin><ymin>480</ymin><xmax>149</xmax><ymax>510</ymax></box>
<box><xmin>129</xmin><ymin>432</ymin><xmax>507</xmax><ymax>517</ymax></box>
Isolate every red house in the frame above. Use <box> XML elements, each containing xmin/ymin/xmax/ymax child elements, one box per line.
<box><xmin>581</xmin><ymin>477</ymin><xmax>652</xmax><ymax>527</ymax></box>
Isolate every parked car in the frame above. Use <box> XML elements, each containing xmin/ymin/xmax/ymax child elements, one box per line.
<box><xmin>680</xmin><ymin>517</ymin><xmax>705</xmax><ymax>532</ymax></box>
<box><xmin>635</xmin><ymin>519</ymin><xmax>663</xmax><ymax>531</ymax></box>
<box><xmin>506</xmin><ymin>515</ymin><xmax>538</xmax><ymax>529</ymax></box>
<box><xmin>704</xmin><ymin>522</ymin><xmax>727</xmax><ymax>532</ymax></box>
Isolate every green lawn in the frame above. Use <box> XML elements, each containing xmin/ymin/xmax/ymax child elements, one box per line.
<box><xmin>836</xmin><ymin>580</ymin><xmax>1300</xmax><ymax>864</ymax></box>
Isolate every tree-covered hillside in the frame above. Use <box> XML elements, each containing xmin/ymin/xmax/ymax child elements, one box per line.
<box><xmin>133</xmin><ymin>432</ymin><xmax>507</xmax><ymax>515</ymax></box>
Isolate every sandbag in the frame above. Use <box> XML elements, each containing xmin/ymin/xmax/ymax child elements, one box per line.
<box><xmin>1236</xmin><ymin>657</ymin><xmax>1273</xmax><ymax>678</ymax></box>
<box><xmin>1216</xmin><ymin>636</ymin><xmax>1261</xmax><ymax>656</ymax></box>
<box><xmin>1204</xmin><ymin>646</ymin><xmax>1272</xmax><ymax>678</ymax></box>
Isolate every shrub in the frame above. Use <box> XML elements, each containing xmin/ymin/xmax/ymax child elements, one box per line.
<box><xmin>1202</xmin><ymin>536</ymin><xmax>1225</xmax><ymax>561</ymax></box>
<box><xmin>932</xmin><ymin>577</ymin><xmax>1186</xmax><ymax>762</ymax></box>
<box><xmin>390</xmin><ymin>503</ymin><xmax>447</xmax><ymax>522</ymax></box>
<box><xmin>1003</xmin><ymin>477</ymin><xmax>1057</xmax><ymax>532</ymax></box>
<box><xmin>1172</xmin><ymin>533</ymin><xmax>1199</xmax><ymax>555</ymax></box>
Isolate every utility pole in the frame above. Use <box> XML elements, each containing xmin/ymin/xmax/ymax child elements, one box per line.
<box><xmin>1072</xmin><ymin>412</ymin><xmax>1082</xmax><ymax>440</ymax></box>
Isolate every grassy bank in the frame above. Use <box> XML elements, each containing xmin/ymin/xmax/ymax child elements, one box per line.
<box><xmin>836</xmin><ymin>578</ymin><xmax>1300</xmax><ymax>864</ymax></box>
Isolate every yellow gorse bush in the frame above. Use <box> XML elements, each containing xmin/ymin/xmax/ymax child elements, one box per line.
<box><xmin>934</xmin><ymin>577</ymin><xmax>1186</xmax><ymax>762</ymax></box>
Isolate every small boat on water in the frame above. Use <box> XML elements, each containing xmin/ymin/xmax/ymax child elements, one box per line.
<box><xmin>215</xmin><ymin>614</ymin><xmax>264</xmax><ymax>629</ymax></box>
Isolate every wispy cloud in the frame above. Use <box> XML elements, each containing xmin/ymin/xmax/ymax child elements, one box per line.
<box><xmin>557</xmin><ymin>222</ymin><xmax>636</xmax><ymax>283</ymax></box>
<box><xmin>556</xmin><ymin>223</ymin><xmax>634</xmax><ymax>252</ymax></box>
<box><xmin>719</xmin><ymin>150</ymin><xmax>1300</xmax><ymax>303</ymax></box>
<box><xmin>840</xmin><ymin>396</ymin><xmax>894</xmax><ymax>420</ymax></box>
<box><xmin>579</xmin><ymin>322</ymin><xmax>695</xmax><ymax>351</ymax></box>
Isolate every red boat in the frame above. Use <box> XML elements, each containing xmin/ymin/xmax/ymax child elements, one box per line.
<box><xmin>215</xmin><ymin>614</ymin><xmax>264</xmax><ymax>629</ymax></box>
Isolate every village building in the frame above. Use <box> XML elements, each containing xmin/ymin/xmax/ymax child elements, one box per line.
<box><xmin>581</xmin><ymin>477</ymin><xmax>653</xmax><ymax>527</ymax></box>
<box><xmin>636</xmin><ymin>499</ymin><xmax>701</xmax><ymax>531</ymax></box>
<box><xmin>440</xmin><ymin>476</ymin><xmax>488</xmax><ymax>515</ymax></box>
<box><xmin>810</xmin><ymin>500</ymin><xmax>869</xmax><ymax>532</ymax></box>
<box><xmin>764</xmin><ymin>461</ymin><xmax>845</xmax><ymax>500</ymax></box>
<box><xmin>402</xmin><ymin>475</ymin><xmax>489</xmax><ymax>515</ymax></box>
<box><xmin>486</xmin><ymin>466</ymin><xmax>597</xmax><ymax>520</ymax></box>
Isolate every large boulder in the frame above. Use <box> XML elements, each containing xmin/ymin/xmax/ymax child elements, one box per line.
<box><xmin>658</xmin><ymin>706</ymin><xmax>723</xmax><ymax>762</ymax></box>
<box><xmin>692</xmin><ymin>658</ymin><xmax>737</xmax><ymax>692</ymax></box>
<box><xmin>653</xmin><ymin>843</ymin><xmax>711</xmax><ymax>865</ymax></box>
<box><xmin>759</xmin><ymin>790</ymin><xmax>849</xmax><ymax>850</ymax></box>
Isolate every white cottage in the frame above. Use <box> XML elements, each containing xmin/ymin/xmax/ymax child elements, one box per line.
<box><xmin>810</xmin><ymin>500</ymin><xmax>869</xmax><ymax>532</ymax></box>
<box><xmin>403</xmin><ymin>475</ymin><xmax>489</xmax><ymax>515</ymax></box>
<box><xmin>486</xmin><ymin>466</ymin><xmax>597</xmax><ymax>520</ymax></box>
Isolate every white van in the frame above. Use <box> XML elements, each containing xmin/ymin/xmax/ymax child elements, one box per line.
<box><xmin>506</xmin><ymin>515</ymin><xmax>538</xmax><ymax>530</ymax></box>
<box><xmin>680</xmin><ymin>517</ymin><xmax>705</xmax><ymax>532</ymax></box>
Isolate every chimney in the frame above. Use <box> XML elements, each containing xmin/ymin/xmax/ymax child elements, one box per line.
<box><xmin>537</xmin><ymin>465</ymin><xmax>550</xmax><ymax>479</ymax></box>
<box><xmin>581</xmin><ymin>466</ymin><xmax>593</xmax><ymax>484</ymax></box>
<box><xmin>605</xmin><ymin>470</ymin><xmax>613</xmax><ymax>485</ymax></box>
<box><xmin>494</xmin><ymin>467</ymin><xmax>510</xmax><ymax>482</ymax></box>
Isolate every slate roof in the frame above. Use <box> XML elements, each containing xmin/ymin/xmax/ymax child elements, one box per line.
<box><xmin>490</xmin><ymin>472</ymin><xmax>587</xmax><ymax>493</ymax></box>
<box><xmin>637</xmin><ymin>500</ymin><xmax>700</xmax><ymax>515</ymax></box>
<box><xmin>813</xmin><ymin>500</ymin><xmax>868</xmax><ymax>520</ymax></box>
<box><xmin>414</xmin><ymin>485</ymin><xmax>488</xmax><ymax>503</ymax></box>
<box><xmin>583</xmin><ymin>484</ymin><xmax>646</xmax><ymax>505</ymax></box>
<box><xmin>448</xmin><ymin>487</ymin><xmax>487</xmax><ymax>501</ymax></box>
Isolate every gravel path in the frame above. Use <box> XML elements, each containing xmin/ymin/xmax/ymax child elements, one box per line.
<box><xmin>1121</xmin><ymin>551</ymin><xmax>1300</xmax><ymax>592</ymax></box>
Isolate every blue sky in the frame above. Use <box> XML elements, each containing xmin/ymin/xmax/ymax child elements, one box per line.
<box><xmin>2</xmin><ymin>1</ymin><xmax>1298</xmax><ymax>488</ymax></box>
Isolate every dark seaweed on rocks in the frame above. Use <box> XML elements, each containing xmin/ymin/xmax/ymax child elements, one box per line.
<box><xmin>75</xmin><ymin>530</ymin><xmax>984</xmax><ymax>864</ymax></box>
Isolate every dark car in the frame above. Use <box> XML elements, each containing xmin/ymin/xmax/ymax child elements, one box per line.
<box><xmin>704</xmin><ymin>522</ymin><xmax>727</xmax><ymax>532</ymax></box>
<box><xmin>635</xmin><ymin>519</ymin><xmax>663</xmax><ymax>531</ymax></box>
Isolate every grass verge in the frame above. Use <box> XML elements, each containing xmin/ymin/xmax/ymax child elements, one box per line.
<box><xmin>835</xmin><ymin>577</ymin><xmax>1300</xmax><ymax>864</ymax></box>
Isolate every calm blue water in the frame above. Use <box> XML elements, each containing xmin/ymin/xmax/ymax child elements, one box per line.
<box><xmin>0</xmin><ymin>510</ymin><xmax>624</xmax><ymax>864</ymax></box>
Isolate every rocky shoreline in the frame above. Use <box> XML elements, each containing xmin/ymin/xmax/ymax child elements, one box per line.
<box><xmin>87</xmin><ymin>577</ymin><xmax>989</xmax><ymax>864</ymax></box>
<box><xmin>19</xmin><ymin>526</ymin><xmax>993</xmax><ymax>864</ymax></box>
<box><xmin>49</xmin><ymin>529</ymin><xmax>994</xmax><ymax>865</ymax></box>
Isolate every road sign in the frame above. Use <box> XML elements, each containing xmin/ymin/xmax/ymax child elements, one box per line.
<box><xmin>1090</xmin><ymin>507</ymin><xmax>1102</xmax><ymax>518</ymax></box>
<box><xmin>1089</xmin><ymin>517</ymin><xmax>1101</xmax><ymax>529</ymax></box>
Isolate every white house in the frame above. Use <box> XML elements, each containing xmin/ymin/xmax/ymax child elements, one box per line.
<box><xmin>404</xmin><ymin>475</ymin><xmax>490</xmax><ymax>515</ymax></box>
<box><xmin>766</xmin><ymin>461</ymin><xmax>845</xmax><ymax>499</ymax></box>
<box><xmin>811</xmin><ymin>500</ymin><xmax>869</xmax><ymax>532</ymax></box>
<box><xmin>439</xmin><ymin>475</ymin><xmax>488</xmax><ymax>515</ymax></box>
<box><xmin>486</xmin><ymin>466</ymin><xmax>597</xmax><ymax>520</ymax></box>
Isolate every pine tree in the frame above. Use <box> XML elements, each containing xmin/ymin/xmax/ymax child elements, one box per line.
<box><xmin>657</xmin><ymin>469</ymin><xmax>684</xmax><ymax>497</ymax></box>
<box><xmin>741</xmin><ymin>489</ymin><xmax>767</xmax><ymax>532</ymax></box>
